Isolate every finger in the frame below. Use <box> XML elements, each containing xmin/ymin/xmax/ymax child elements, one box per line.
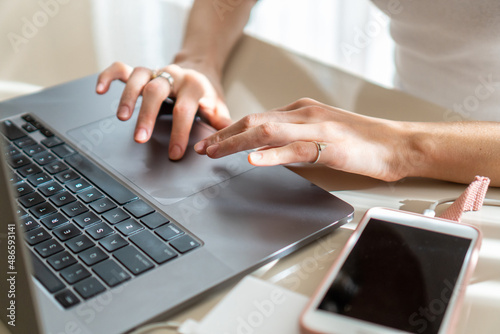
<box><xmin>133</xmin><ymin>77</ymin><xmax>171</xmax><ymax>143</ymax></box>
<box><xmin>199</xmin><ymin>97</ymin><xmax>232</xmax><ymax>130</ymax></box>
<box><xmin>195</xmin><ymin>110</ymin><xmax>314</xmax><ymax>154</ymax></box>
<box><xmin>117</xmin><ymin>67</ymin><xmax>154</xmax><ymax>121</ymax></box>
<box><xmin>248</xmin><ymin>141</ymin><xmax>323</xmax><ymax>166</ymax></box>
<box><xmin>96</xmin><ymin>62</ymin><xmax>133</xmax><ymax>94</ymax></box>
<box><xmin>204</xmin><ymin>122</ymin><xmax>319</xmax><ymax>159</ymax></box>
<box><xmin>168</xmin><ymin>87</ymin><xmax>203</xmax><ymax>160</ymax></box>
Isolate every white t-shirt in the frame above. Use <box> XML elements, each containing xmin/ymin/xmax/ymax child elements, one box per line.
<box><xmin>371</xmin><ymin>0</ymin><xmax>500</xmax><ymax>121</ymax></box>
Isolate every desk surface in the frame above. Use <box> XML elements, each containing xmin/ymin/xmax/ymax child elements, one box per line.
<box><xmin>144</xmin><ymin>35</ymin><xmax>500</xmax><ymax>333</ymax></box>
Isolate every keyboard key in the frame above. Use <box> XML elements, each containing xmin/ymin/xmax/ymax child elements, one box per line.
<box><xmin>18</xmin><ymin>163</ymin><xmax>42</xmax><ymax>177</ymax></box>
<box><xmin>14</xmin><ymin>181</ymin><xmax>34</xmax><ymax>197</ymax></box>
<box><xmin>53</xmin><ymin>223</ymin><xmax>81</xmax><ymax>241</ymax></box>
<box><xmin>114</xmin><ymin>246</ymin><xmax>154</xmax><ymax>275</ymax></box>
<box><xmin>77</xmin><ymin>188</ymin><xmax>103</xmax><ymax>204</ymax></box>
<box><xmin>93</xmin><ymin>259</ymin><xmax>130</xmax><ymax>287</ymax></box>
<box><xmin>141</xmin><ymin>212</ymin><xmax>169</xmax><ymax>230</ymax></box>
<box><xmin>73</xmin><ymin>212</ymin><xmax>101</xmax><ymax>229</ymax></box>
<box><xmin>40</xmin><ymin>127</ymin><xmax>54</xmax><ymax>137</ymax></box>
<box><xmin>130</xmin><ymin>231</ymin><xmax>177</xmax><ymax>264</ymax></box>
<box><xmin>20</xmin><ymin>215</ymin><xmax>39</xmax><ymax>232</ymax></box>
<box><xmin>34</xmin><ymin>239</ymin><xmax>64</xmax><ymax>258</ymax></box>
<box><xmin>22</xmin><ymin>123</ymin><xmax>37</xmax><ymax>132</ymax></box>
<box><xmin>102</xmin><ymin>208</ymin><xmax>130</xmax><ymax>225</ymax></box>
<box><xmin>19</xmin><ymin>192</ymin><xmax>44</xmax><ymax>208</ymax></box>
<box><xmin>55</xmin><ymin>169</ymin><xmax>79</xmax><ymax>183</ymax></box>
<box><xmin>61</xmin><ymin>201</ymin><xmax>88</xmax><ymax>217</ymax></box>
<box><xmin>74</xmin><ymin>277</ymin><xmax>106</xmax><ymax>299</ymax></box>
<box><xmin>115</xmin><ymin>219</ymin><xmax>143</xmax><ymax>236</ymax></box>
<box><xmin>99</xmin><ymin>234</ymin><xmax>128</xmax><ymax>252</ymax></box>
<box><xmin>89</xmin><ymin>198</ymin><xmax>116</xmax><ymax>214</ymax></box>
<box><xmin>66</xmin><ymin>154</ymin><xmax>137</xmax><ymax>205</ymax></box>
<box><xmin>16</xmin><ymin>206</ymin><xmax>28</xmax><ymax>218</ymax></box>
<box><xmin>30</xmin><ymin>121</ymin><xmax>43</xmax><ymax>130</ymax></box>
<box><xmin>23</xmin><ymin>144</ymin><xmax>46</xmax><ymax>157</ymax></box>
<box><xmin>25</xmin><ymin>227</ymin><xmax>51</xmax><ymax>245</ymax></box>
<box><xmin>4</xmin><ymin>144</ymin><xmax>19</xmax><ymax>157</ymax></box>
<box><xmin>14</xmin><ymin>137</ymin><xmax>36</xmax><ymax>148</ymax></box>
<box><xmin>8</xmin><ymin>154</ymin><xmax>30</xmax><ymax>168</ymax></box>
<box><xmin>49</xmin><ymin>191</ymin><xmax>76</xmax><ymax>207</ymax></box>
<box><xmin>169</xmin><ymin>235</ymin><xmax>201</xmax><ymax>254</ymax></box>
<box><xmin>44</xmin><ymin>160</ymin><xmax>68</xmax><ymax>174</ymax></box>
<box><xmin>26</xmin><ymin>172</ymin><xmax>52</xmax><ymax>187</ymax></box>
<box><xmin>124</xmin><ymin>200</ymin><xmax>155</xmax><ymax>218</ymax></box>
<box><xmin>32</xmin><ymin>151</ymin><xmax>57</xmax><ymax>166</ymax></box>
<box><xmin>21</xmin><ymin>114</ymin><xmax>36</xmax><ymax>123</ymax></box>
<box><xmin>9</xmin><ymin>172</ymin><xmax>22</xmax><ymax>184</ymax></box>
<box><xmin>48</xmin><ymin>251</ymin><xmax>77</xmax><ymax>270</ymax></box>
<box><xmin>66</xmin><ymin>235</ymin><xmax>94</xmax><ymax>253</ymax></box>
<box><xmin>79</xmin><ymin>246</ymin><xmax>108</xmax><ymax>266</ymax></box>
<box><xmin>30</xmin><ymin>202</ymin><xmax>57</xmax><ymax>218</ymax></box>
<box><xmin>155</xmin><ymin>223</ymin><xmax>184</xmax><ymax>241</ymax></box>
<box><xmin>60</xmin><ymin>263</ymin><xmax>91</xmax><ymax>284</ymax></box>
<box><xmin>38</xmin><ymin>181</ymin><xmax>64</xmax><ymax>197</ymax></box>
<box><xmin>86</xmin><ymin>222</ymin><xmax>114</xmax><ymax>240</ymax></box>
<box><xmin>1</xmin><ymin>120</ymin><xmax>26</xmax><ymax>140</ymax></box>
<box><xmin>66</xmin><ymin>179</ymin><xmax>92</xmax><ymax>193</ymax></box>
<box><xmin>42</xmin><ymin>136</ymin><xmax>63</xmax><ymax>148</ymax></box>
<box><xmin>54</xmin><ymin>290</ymin><xmax>80</xmax><ymax>309</ymax></box>
<box><xmin>52</xmin><ymin>144</ymin><xmax>75</xmax><ymax>158</ymax></box>
<box><xmin>31</xmin><ymin>251</ymin><xmax>65</xmax><ymax>293</ymax></box>
<box><xmin>40</xmin><ymin>212</ymin><xmax>69</xmax><ymax>230</ymax></box>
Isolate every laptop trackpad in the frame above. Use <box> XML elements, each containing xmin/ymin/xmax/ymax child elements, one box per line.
<box><xmin>68</xmin><ymin>114</ymin><xmax>253</xmax><ymax>206</ymax></box>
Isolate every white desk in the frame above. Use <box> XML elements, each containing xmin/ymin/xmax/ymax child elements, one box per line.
<box><xmin>140</xmin><ymin>35</ymin><xmax>500</xmax><ymax>333</ymax></box>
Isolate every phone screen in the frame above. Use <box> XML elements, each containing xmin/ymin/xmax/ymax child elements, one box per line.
<box><xmin>318</xmin><ymin>218</ymin><xmax>472</xmax><ymax>334</ymax></box>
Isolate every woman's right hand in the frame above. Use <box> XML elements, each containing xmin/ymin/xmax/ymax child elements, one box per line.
<box><xmin>95</xmin><ymin>59</ymin><xmax>232</xmax><ymax>160</ymax></box>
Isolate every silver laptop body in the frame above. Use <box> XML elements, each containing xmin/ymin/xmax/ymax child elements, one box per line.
<box><xmin>0</xmin><ymin>75</ymin><xmax>353</xmax><ymax>334</ymax></box>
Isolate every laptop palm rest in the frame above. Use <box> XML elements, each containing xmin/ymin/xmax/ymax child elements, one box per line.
<box><xmin>68</xmin><ymin>113</ymin><xmax>253</xmax><ymax>206</ymax></box>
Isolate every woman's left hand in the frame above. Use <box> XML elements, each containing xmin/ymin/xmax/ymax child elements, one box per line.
<box><xmin>194</xmin><ymin>98</ymin><xmax>421</xmax><ymax>182</ymax></box>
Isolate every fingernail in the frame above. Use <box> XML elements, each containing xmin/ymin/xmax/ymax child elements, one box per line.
<box><xmin>96</xmin><ymin>83</ymin><xmax>104</xmax><ymax>93</ymax></box>
<box><xmin>117</xmin><ymin>106</ymin><xmax>129</xmax><ymax>120</ymax></box>
<box><xmin>135</xmin><ymin>128</ymin><xmax>148</xmax><ymax>143</ymax></box>
<box><xmin>206</xmin><ymin>144</ymin><xmax>219</xmax><ymax>157</ymax></box>
<box><xmin>194</xmin><ymin>141</ymin><xmax>205</xmax><ymax>153</ymax></box>
<box><xmin>170</xmin><ymin>145</ymin><xmax>182</xmax><ymax>160</ymax></box>
<box><xmin>249</xmin><ymin>152</ymin><xmax>262</xmax><ymax>163</ymax></box>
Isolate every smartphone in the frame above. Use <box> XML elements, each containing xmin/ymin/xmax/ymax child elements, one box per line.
<box><xmin>300</xmin><ymin>207</ymin><xmax>481</xmax><ymax>334</ymax></box>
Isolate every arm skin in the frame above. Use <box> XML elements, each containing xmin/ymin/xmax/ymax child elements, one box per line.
<box><xmin>96</xmin><ymin>0</ymin><xmax>257</xmax><ymax>160</ymax></box>
<box><xmin>194</xmin><ymin>98</ymin><xmax>500</xmax><ymax>186</ymax></box>
<box><xmin>174</xmin><ymin>0</ymin><xmax>258</xmax><ymax>80</ymax></box>
<box><xmin>404</xmin><ymin>121</ymin><xmax>500</xmax><ymax>185</ymax></box>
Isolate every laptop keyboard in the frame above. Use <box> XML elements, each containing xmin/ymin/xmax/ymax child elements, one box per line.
<box><xmin>1</xmin><ymin>114</ymin><xmax>201</xmax><ymax>309</ymax></box>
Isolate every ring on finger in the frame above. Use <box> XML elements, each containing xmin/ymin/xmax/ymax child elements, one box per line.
<box><xmin>151</xmin><ymin>70</ymin><xmax>174</xmax><ymax>92</ymax></box>
<box><xmin>311</xmin><ymin>141</ymin><xmax>327</xmax><ymax>164</ymax></box>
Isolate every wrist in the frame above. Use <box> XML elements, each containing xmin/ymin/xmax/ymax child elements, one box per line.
<box><xmin>173</xmin><ymin>50</ymin><xmax>223</xmax><ymax>80</ymax></box>
<box><xmin>395</xmin><ymin>122</ymin><xmax>433</xmax><ymax>180</ymax></box>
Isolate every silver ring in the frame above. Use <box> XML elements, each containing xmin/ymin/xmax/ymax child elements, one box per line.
<box><xmin>311</xmin><ymin>141</ymin><xmax>327</xmax><ymax>164</ymax></box>
<box><xmin>152</xmin><ymin>71</ymin><xmax>174</xmax><ymax>92</ymax></box>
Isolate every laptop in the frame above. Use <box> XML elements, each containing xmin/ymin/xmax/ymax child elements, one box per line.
<box><xmin>0</xmin><ymin>74</ymin><xmax>353</xmax><ymax>334</ymax></box>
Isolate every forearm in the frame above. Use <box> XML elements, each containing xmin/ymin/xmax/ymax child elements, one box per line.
<box><xmin>174</xmin><ymin>0</ymin><xmax>257</xmax><ymax>77</ymax></box>
<box><xmin>402</xmin><ymin>121</ymin><xmax>500</xmax><ymax>186</ymax></box>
